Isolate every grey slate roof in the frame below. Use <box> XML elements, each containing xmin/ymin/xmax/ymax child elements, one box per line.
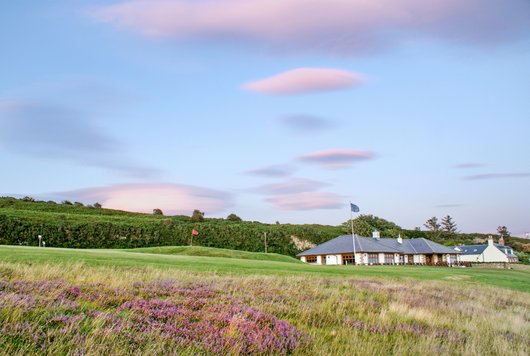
<box><xmin>453</xmin><ymin>244</ymin><xmax>487</xmax><ymax>255</ymax></box>
<box><xmin>297</xmin><ymin>235</ymin><xmax>459</xmax><ymax>257</ymax></box>
<box><xmin>454</xmin><ymin>244</ymin><xmax>517</xmax><ymax>258</ymax></box>
<box><xmin>497</xmin><ymin>245</ymin><xmax>518</xmax><ymax>258</ymax></box>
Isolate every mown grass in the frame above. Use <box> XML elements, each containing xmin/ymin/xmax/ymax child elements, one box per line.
<box><xmin>125</xmin><ymin>246</ymin><xmax>301</xmax><ymax>263</ymax></box>
<box><xmin>1</xmin><ymin>245</ymin><xmax>529</xmax><ymax>293</ymax></box>
<box><xmin>0</xmin><ymin>258</ymin><xmax>528</xmax><ymax>355</ymax></box>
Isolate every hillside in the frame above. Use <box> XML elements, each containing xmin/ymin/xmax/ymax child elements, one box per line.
<box><xmin>0</xmin><ymin>197</ymin><xmax>341</xmax><ymax>256</ymax></box>
<box><xmin>1</xmin><ymin>196</ymin><xmax>528</xmax><ymax>259</ymax></box>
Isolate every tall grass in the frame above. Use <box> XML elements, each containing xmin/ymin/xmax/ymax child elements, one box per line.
<box><xmin>1</xmin><ymin>261</ymin><xmax>528</xmax><ymax>355</ymax></box>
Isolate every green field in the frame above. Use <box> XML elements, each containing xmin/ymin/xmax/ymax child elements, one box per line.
<box><xmin>0</xmin><ymin>245</ymin><xmax>529</xmax><ymax>355</ymax></box>
<box><xmin>1</xmin><ymin>245</ymin><xmax>529</xmax><ymax>292</ymax></box>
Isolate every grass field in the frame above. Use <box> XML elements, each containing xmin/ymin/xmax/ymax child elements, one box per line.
<box><xmin>0</xmin><ymin>245</ymin><xmax>529</xmax><ymax>355</ymax></box>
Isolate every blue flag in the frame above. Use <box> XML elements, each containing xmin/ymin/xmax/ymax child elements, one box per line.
<box><xmin>350</xmin><ymin>203</ymin><xmax>360</xmax><ymax>212</ymax></box>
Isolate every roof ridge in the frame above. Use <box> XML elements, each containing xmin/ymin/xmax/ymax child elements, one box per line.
<box><xmin>408</xmin><ymin>238</ymin><xmax>418</xmax><ymax>254</ymax></box>
<box><xmin>422</xmin><ymin>238</ymin><xmax>437</xmax><ymax>253</ymax></box>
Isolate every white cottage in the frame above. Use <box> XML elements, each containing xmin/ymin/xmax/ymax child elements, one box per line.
<box><xmin>454</xmin><ymin>237</ymin><xmax>518</xmax><ymax>263</ymax></box>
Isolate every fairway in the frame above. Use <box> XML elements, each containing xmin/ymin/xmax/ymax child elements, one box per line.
<box><xmin>1</xmin><ymin>245</ymin><xmax>529</xmax><ymax>293</ymax></box>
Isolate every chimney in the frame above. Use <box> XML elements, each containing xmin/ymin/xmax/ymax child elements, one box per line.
<box><xmin>487</xmin><ymin>235</ymin><xmax>494</xmax><ymax>246</ymax></box>
<box><xmin>498</xmin><ymin>236</ymin><xmax>505</xmax><ymax>246</ymax></box>
<box><xmin>397</xmin><ymin>234</ymin><xmax>403</xmax><ymax>244</ymax></box>
<box><xmin>372</xmin><ymin>231</ymin><xmax>380</xmax><ymax>239</ymax></box>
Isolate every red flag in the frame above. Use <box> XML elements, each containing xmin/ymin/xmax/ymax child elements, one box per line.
<box><xmin>192</xmin><ymin>229</ymin><xmax>199</xmax><ymax>236</ymax></box>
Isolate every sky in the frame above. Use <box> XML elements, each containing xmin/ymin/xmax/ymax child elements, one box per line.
<box><xmin>1</xmin><ymin>0</ymin><xmax>529</xmax><ymax>236</ymax></box>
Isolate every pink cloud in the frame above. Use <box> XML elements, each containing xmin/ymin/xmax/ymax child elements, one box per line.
<box><xmin>244</xmin><ymin>164</ymin><xmax>295</xmax><ymax>178</ymax></box>
<box><xmin>243</xmin><ymin>68</ymin><xmax>363</xmax><ymax>95</ymax></box>
<box><xmin>267</xmin><ymin>192</ymin><xmax>343</xmax><ymax>211</ymax></box>
<box><xmin>57</xmin><ymin>183</ymin><xmax>232</xmax><ymax>215</ymax></box>
<box><xmin>252</xmin><ymin>178</ymin><xmax>330</xmax><ymax>195</ymax></box>
<box><xmin>92</xmin><ymin>0</ymin><xmax>530</xmax><ymax>55</ymax></box>
<box><xmin>297</xmin><ymin>149</ymin><xmax>375</xmax><ymax>169</ymax></box>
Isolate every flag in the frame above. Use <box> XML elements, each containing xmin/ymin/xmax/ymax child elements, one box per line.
<box><xmin>192</xmin><ymin>229</ymin><xmax>199</xmax><ymax>236</ymax></box>
<box><xmin>350</xmin><ymin>203</ymin><xmax>360</xmax><ymax>212</ymax></box>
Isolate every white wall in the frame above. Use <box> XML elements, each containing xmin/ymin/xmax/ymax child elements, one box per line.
<box><xmin>459</xmin><ymin>246</ymin><xmax>509</xmax><ymax>262</ymax></box>
<box><xmin>482</xmin><ymin>245</ymin><xmax>509</xmax><ymax>262</ymax></box>
<box><xmin>413</xmin><ymin>254</ymin><xmax>424</xmax><ymax>264</ymax></box>
<box><xmin>326</xmin><ymin>255</ymin><xmax>341</xmax><ymax>265</ymax></box>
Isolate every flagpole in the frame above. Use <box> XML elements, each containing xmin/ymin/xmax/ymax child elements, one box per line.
<box><xmin>350</xmin><ymin>202</ymin><xmax>357</xmax><ymax>265</ymax></box>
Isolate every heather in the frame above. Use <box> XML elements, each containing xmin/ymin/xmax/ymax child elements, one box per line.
<box><xmin>1</xmin><ymin>261</ymin><xmax>529</xmax><ymax>355</ymax></box>
<box><xmin>0</xmin><ymin>277</ymin><xmax>306</xmax><ymax>354</ymax></box>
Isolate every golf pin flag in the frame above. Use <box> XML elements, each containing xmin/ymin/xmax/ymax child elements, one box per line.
<box><xmin>192</xmin><ymin>229</ymin><xmax>199</xmax><ymax>236</ymax></box>
<box><xmin>350</xmin><ymin>203</ymin><xmax>360</xmax><ymax>213</ymax></box>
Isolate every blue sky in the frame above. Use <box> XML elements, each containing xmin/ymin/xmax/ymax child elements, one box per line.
<box><xmin>1</xmin><ymin>0</ymin><xmax>529</xmax><ymax>236</ymax></box>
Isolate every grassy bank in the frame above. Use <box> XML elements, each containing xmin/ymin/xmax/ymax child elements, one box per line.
<box><xmin>125</xmin><ymin>245</ymin><xmax>301</xmax><ymax>263</ymax></box>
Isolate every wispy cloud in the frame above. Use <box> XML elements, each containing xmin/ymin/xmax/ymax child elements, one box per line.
<box><xmin>279</xmin><ymin>114</ymin><xmax>336</xmax><ymax>134</ymax></box>
<box><xmin>93</xmin><ymin>0</ymin><xmax>530</xmax><ymax>55</ymax></box>
<box><xmin>462</xmin><ymin>173</ymin><xmax>530</xmax><ymax>181</ymax></box>
<box><xmin>244</xmin><ymin>165</ymin><xmax>295</xmax><ymax>178</ymax></box>
<box><xmin>0</xmin><ymin>100</ymin><xmax>159</xmax><ymax>178</ymax></box>
<box><xmin>266</xmin><ymin>192</ymin><xmax>343</xmax><ymax>211</ymax></box>
<box><xmin>252</xmin><ymin>178</ymin><xmax>330</xmax><ymax>195</ymax></box>
<box><xmin>435</xmin><ymin>204</ymin><xmax>464</xmax><ymax>208</ymax></box>
<box><xmin>54</xmin><ymin>183</ymin><xmax>232</xmax><ymax>215</ymax></box>
<box><xmin>453</xmin><ymin>163</ymin><xmax>485</xmax><ymax>169</ymax></box>
<box><xmin>297</xmin><ymin>149</ymin><xmax>376</xmax><ymax>169</ymax></box>
<box><xmin>243</xmin><ymin>68</ymin><xmax>363</xmax><ymax>95</ymax></box>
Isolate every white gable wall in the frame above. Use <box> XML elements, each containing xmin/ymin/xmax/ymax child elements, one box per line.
<box><xmin>482</xmin><ymin>245</ymin><xmax>509</xmax><ymax>262</ymax></box>
<box><xmin>459</xmin><ymin>245</ymin><xmax>509</xmax><ymax>262</ymax></box>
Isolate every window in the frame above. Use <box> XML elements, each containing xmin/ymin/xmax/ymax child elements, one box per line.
<box><xmin>368</xmin><ymin>253</ymin><xmax>378</xmax><ymax>264</ymax></box>
<box><xmin>305</xmin><ymin>256</ymin><xmax>317</xmax><ymax>263</ymax></box>
<box><xmin>384</xmin><ymin>254</ymin><xmax>394</xmax><ymax>264</ymax></box>
<box><xmin>342</xmin><ymin>254</ymin><xmax>354</xmax><ymax>265</ymax></box>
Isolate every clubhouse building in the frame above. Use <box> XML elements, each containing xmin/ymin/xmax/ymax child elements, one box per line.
<box><xmin>297</xmin><ymin>232</ymin><xmax>460</xmax><ymax>266</ymax></box>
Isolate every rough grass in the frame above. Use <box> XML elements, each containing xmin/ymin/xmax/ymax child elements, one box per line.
<box><xmin>125</xmin><ymin>246</ymin><xmax>300</xmax><ymax>263</ymax></box>
<box><xmin>0</xmin><ymin>261</ymin><xmax>528</xmax><ymax>355</ymax></box>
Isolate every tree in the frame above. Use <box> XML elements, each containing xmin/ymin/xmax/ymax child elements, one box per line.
<box><xmin>190</xmin><ymin>209</ymin><xmax>204</xmax><ymax>222</ymax></box>
<box><xmin>153</xmin><ymin>208</ymin><xmax>163</xmax><ymax>215</ymax></box>
<box><xmin>497</xmin><ymin>226</ymin><xmax>510</xmax><ymax>237</ymax></box>
<box><xmin>441</xmin><ymin>215</ymin><xmax>458</xmax><ymax>236</ymax></box>
<box><xmin>93</xmin><ymin>202</ymin><xmax>102</xmax><ymax>209</ymax></box>
<box><xmin>341</xmin><ymin>215</ymin><xmax>403</xmax><ymax>237</ymax></box>
<box><xmin>424</xmin><ymin>216</ymin><xmax>442</xmax><ymax>240</ymax></box>
<box><xmin>226</xmin><ymin>213</ymin><xmax>242</xmax><ymax>222</ymax></box>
